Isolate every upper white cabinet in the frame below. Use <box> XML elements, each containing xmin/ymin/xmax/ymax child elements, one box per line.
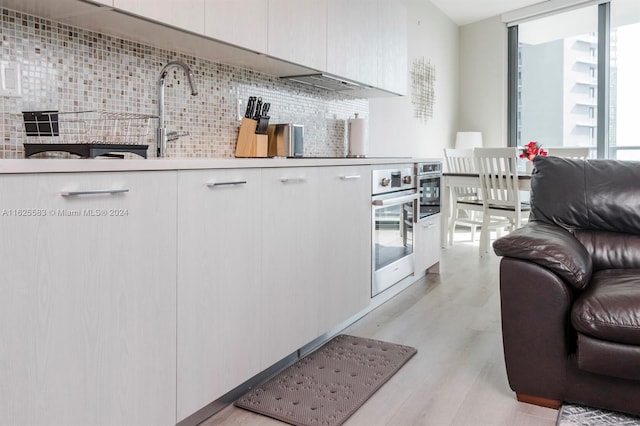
<box><xmin>176</xmin><ymin>169</ymin><xmax>262</xmax><ymax>422</ymax></box>
<box><xmin>0</xmin><ymin>0</ymin><xmax>112</xmax><ymax>18</ymax></box>
<box><xmin>268</xmin><ymin>0</ymin><xmax>327</xmax><ymax>71</ymax></box>
<box><xmin>114</xmin><ymin>0</ymin><xmax>205</xmax><ymax>34</ymax></box>
<box><xmin>2</xmin><ymin>0</ymin><xmax>406</xmax><ymax>96</ymax></box>
<box><xmin>0</xmin><ymin>171</ymin><xmax>177</xmax><ymax>426</ymax></box>
<box><xmin>327</xmin><ymin>0</ymin><xmax>378</xmax><ymax>88</ymax></box>
<box><xmin>326</xmin><ymin>0</ymin><xmax>407</xmax><ymax>94</ymax></box>
<box><xmin>377</xmin><ymin>0</ymin><xmax>408</xmax><ymax>96</ymax></box>
<box><xmin>204</xmin><ymin>0</ymin><xmax>268</xmax><ymax>53</ymax></box>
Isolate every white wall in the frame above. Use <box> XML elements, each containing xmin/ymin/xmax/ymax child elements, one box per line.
<box><xmin>368</xmin><ymin>0</ymin><xmax>459</xmax><ymax>158</ymax></box>
<box><xmin>458</xmin><ymin>15</ymin><xmax>509</xmax><ymax>147</ymax></box>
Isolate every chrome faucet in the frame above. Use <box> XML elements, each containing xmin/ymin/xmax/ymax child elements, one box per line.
<box><xmin>157</xmin><ymin>61</ymin><xmax>198</xmax><ymax>157</ymax></box>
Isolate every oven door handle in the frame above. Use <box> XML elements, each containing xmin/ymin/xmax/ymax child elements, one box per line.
<box><xmin>372</xmin><ymin>193</ymin><xmax>419</xmax><ymax>206</ymax></box>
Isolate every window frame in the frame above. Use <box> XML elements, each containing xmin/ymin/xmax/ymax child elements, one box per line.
<box><xmin>507</xmin><ymin>2</ymin><xmax>611</xmax><ymax>159</ymax></box>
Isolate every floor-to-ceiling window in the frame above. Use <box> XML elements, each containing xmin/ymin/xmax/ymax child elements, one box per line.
<box><xmin>610</xmin><ymin>0</ymin><xmax>640</xmax><ymax>159</ymax></box>
<box><xmin>508</xmin><ymin>0</ymin><xmax>640</xmax><ymax>159</ymax></box>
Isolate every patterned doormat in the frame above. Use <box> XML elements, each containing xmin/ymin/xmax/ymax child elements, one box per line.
<box><xmin>557</xmin><ymin>403</ymin><xmax>640</xmax><ymax>425</ymax></box>
<box><xmin>235</xmin><ymin>334</ymin><xmax>417</xmax><ymax>426</ymax></box>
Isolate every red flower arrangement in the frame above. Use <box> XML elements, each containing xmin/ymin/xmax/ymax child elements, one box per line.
<box><xmin>520</xmin><ymin>141</ymin><xmax>548</xmax><ymax>161</ymax></box>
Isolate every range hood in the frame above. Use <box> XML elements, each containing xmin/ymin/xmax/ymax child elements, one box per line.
<box><xmin>281</xmin><ymin>72</ymin><xmax>402</xmax><ymax>97</ymax></box>
<box><xmin>280</xmin><ymin>73</ymin><xmax>369</xmax><ymax>92</ymax></box>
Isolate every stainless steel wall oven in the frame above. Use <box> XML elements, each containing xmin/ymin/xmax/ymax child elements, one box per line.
<box><xmin>371</xmin><ymin>167</ymin><xmax>417</xmax><ymax>297</ymax></box>
<box><xmin>415</xmin><ymin>161</ymin><xmax>442</xmax><ymax>222</ymax></box>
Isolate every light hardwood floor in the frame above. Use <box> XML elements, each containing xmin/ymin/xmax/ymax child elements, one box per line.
<box><xmin>201</xmin><ymin>235</ymin><xmax>558</xmax><ymax>426</ymax></box>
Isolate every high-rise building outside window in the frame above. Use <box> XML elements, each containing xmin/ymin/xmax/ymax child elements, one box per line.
<box><xmin>510</xmin><ymin>1</ymin><xmax>640</xmax><ymax>160</ymax></box>
<box><xmin>516</xmin><ymin>6</ymin><xmax>598</xmax><ymax>153</ymax></box>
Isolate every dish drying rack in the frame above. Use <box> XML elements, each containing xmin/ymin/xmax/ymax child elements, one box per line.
<box><xmin>22</xmin><ymin>110</ymin><xmax>157</xmax><ymax>158</ymax></box>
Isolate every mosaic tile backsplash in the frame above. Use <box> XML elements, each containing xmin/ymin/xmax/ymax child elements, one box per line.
<box><xmin>0</xmin><ymin>7</ymin><xmax>368</xmax><ymax>159</ymax></box>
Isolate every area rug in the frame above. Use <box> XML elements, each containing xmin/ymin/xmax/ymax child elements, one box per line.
<box><xmin>557</xmin><ymin>403</ymin><xmax>640</xmax><ymax>425</ymax></box>
<box><xmin>235</xmin><ymin>334</ymin><xmax>417</xmax><ymax>426</ymax></box>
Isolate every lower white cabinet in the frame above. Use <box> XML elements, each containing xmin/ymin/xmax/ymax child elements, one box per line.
<box><xmin>177</xmin><ymin>166</ymin><xmax>372</xmax><ymax>419</ymax></box>
<box><xmin>0</xmin><ymin>171</ymin><xmax>177</xmax><ymax>426</ymax></box>
<box><xmin>0</xmin><ymin>164</ymin><xmax>376</xmax><ymax>423</ymax></box>
<box><xmin>176</xmin><ymin>169</ymin><xmax>262</xmax><ymax>422</ymax></box>
<box><xmin>260</xmin><ymin>167</ymin><xmax>322</xmax><ymax>367</ymax></box>
<box><xmin>260</xmin><ymin>166</ymin><xmax>372</xmax><ymax>368</ymax></box>
<box><xmin>316</xmin><ymin>166</ymin><xmax>371</xmax><ymax>334</ymax></box>
<box><xmin>414</xmin><ymin>214</ymin><xmax>441</xmax><ymax>275</ymax></box>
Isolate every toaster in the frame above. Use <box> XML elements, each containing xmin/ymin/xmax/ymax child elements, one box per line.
<box><xmin>267</xmin><ymin>123</ymin><xmax>304</xmax><ymax>157</ymax></box>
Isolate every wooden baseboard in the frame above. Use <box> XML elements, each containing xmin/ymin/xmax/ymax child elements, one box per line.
<box><xmin>516</xmin><ymin>393</ymin><xmax>562</xmax><ymax>410</ymax></box>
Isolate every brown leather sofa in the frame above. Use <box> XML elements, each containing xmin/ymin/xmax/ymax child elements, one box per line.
<box><xmin>493</xmin><ymin>155</ymin><xmax>640</xmax><ymax>416</ymax></box>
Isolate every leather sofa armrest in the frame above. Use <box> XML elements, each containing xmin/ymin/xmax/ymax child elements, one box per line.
<box><xmin>499</xmin><ymin>257</ymin><xmax>573</xmax><ymax>399</ymax></box>
<box><xmin>493</xmin><ymin>221</ymin><xmax>592</xmax><ymax>290</ymax></box>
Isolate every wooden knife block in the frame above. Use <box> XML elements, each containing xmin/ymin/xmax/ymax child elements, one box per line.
<box><xmin>235</xmin><ymin>117</ymin><xmax>268</xmax><ymax>158</ymax></box>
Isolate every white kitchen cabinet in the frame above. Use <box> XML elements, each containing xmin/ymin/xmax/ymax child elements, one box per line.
<box><xmin>113</xmin><ymin>0</ymin><xmax>205</xmax><ymax>34</ymax></box>
<box><xmin>377</xmin><ymin>0</ymin><xmax>407</xmax><ymax>96</ymax></box>
<box><xmin>177</xmin><ymin>165</ymin><xmax>372</xmax><ymax>418</ymax></box>
<box><xmin>316</xmin><ymin>166</ymin><xmax>371</xmax><ymax>334</ymax></box>
<box><xmin>0</xmin><ymin>0</ymin><xmax>112</xmax><ymax>17</ymax></box>
<box><xmin>0</xmin><ymin>171</ymin><xmax>177</xmax><ymax>426</ymax></box>
<box><xmin>204</xmin><ymin>0</ymin><xmax>268</xmax><ymax>53</ymax></box>
<box><xmin>175</xmin><ymin>169</ymin><xmax>262</xmax><ymax>422</ymax></box>
<box><xmin>414</xmin><ymin>214</ymin><xmax>441</xmax><ymax>275</ymax></box>
<box><xmin>260</xmin><ymin>167</ymin><xmax>321</xmax><ymax>368</ymax></box>
<box><xmin>267</xmin><ymin>0</ymin><xmax>327</xmax><ymax>71</ymax></box>
<box><xmin>327</xmin><ymin>0</ymin><xmax>378</xmax><ymax>87</ymax></box>
<box><xmin>260</xmin><ymin>165</ymin><xmax>372</xmax><ymax>368</ymax></box>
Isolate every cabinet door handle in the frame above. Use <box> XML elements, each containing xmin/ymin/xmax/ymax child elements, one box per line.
<box><xmin>340</xmin><ymin>175</ymin><xmax>361</xmax><ymax>180</ymax></box>
<box><xmin>60</xmin><ymin>188</ymin><xmax>129</xmax><ymax>196</ymax></box>
<box><xmin>280</xmin><ymin>177</ymin><xmax>306</xmax><ymax>183</ymax></box>
<box><xmin>422</xmin><ymin>222</ymin><xmax>436</xmax><ymax>228</ymax></box>
<box><xmin>206</xmin><ymin>181</ymin><xmax>247</xmax><ymax>187</ymax></box>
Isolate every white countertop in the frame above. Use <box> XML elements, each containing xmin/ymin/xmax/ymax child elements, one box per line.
<box><xmin>0</xmin><ymin>157</ymin><xmax>435</xmax><ymax>174</ymax></box>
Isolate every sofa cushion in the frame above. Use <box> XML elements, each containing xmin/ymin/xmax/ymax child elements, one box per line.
<box><xmin>531</xmin><ymin>156</ymin><xmax>640</xmax><ymax>234</ymax></box>
<box><xmin>574</xmin><ymin>229</ymin><xmax>640</xmax><ymax>271</ymax></box>
<box><xmin>572</xmin><ymin>269</ymin><xmax>640</xmax><ymax>345</ymax></box>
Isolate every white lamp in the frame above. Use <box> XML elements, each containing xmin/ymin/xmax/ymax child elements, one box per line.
<box><xmin>455</xmin><ymin>132</ymin><xmax>483</xmax><ymax>149</ymax></box>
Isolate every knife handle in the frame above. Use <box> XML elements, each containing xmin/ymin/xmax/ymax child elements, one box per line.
<box><xmin>244</xmin><ymin>96</ymin><xmax>256</xmax><ymax>118</ymax></box>
<box><xmin>253</xmin><ymin>98</ymin><xmax>263</xmax><ymax>119</ymax></box>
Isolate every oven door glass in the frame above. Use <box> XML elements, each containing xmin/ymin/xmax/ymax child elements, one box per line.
<box><xmin>418</xmin><ymin>176</ymin><xmax>441</xmax><ymax>219</ymax></box>
<box><xmin>374</xmin><ymin>201</ymin><xmax>414</xmax><ymax>271</ymax></box>
<box><xmin>372</xmin><ymin>194</ymin><xmax>416</xmax><ymax>297</ymax></box>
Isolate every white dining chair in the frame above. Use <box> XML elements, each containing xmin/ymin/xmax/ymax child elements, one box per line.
<box><xmin>474</xmin><ymin>147</ymin><xmax>530</xmax><ymax>256</ymax></box>
<box><xmin>545</xmin><ymin>147</ymin><xmax>590</xmax><ymax>159</ymax></box>
<box><xmin>444</xmin><ymin>148</ymin><xmax>484</xmax><ymax>244</ymax></box>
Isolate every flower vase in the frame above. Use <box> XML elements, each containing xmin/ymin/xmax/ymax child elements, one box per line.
<box><xmin>525</xmin><ymin>160</ymin><xmax>534</xmax><ymax>174</ymax></box>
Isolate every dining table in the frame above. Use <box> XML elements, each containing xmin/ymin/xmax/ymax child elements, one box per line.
<box><xmin>441</xmin><ymin>172</ymin><xmax>532</xmax><ymax>248</ymax></box>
